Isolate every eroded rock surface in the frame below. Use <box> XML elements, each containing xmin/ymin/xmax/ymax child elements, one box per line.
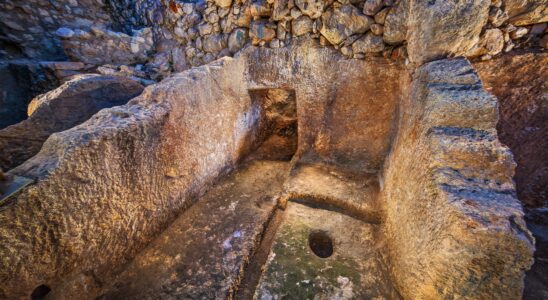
<box><xmin>88</xmin><ymin>161</ymin><xmax>289</xmax><ymax>299</ymax></box>
<box><xmin>380</xmin><ymin>58</ymin><xmax>534</xmax><ymax>299</ymax></box>
<box><xmin>0</xmin><ymin>74</ymin><xmax>144</xmax><ymax>171</ymax></box>
<box><xmin>474</xmin><ymin>51</ymin><xmax>547</xmax><ymax>207</ymax></box>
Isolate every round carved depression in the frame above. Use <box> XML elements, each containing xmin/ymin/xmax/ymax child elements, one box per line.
<box><xmin>308</xmin><ymin>230</ymin><xmax>334</xmax><ymax>258</ymax></box>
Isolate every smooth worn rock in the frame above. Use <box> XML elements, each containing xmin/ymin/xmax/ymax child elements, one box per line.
<box><xmin>370</xmin><ymin>23</ymin><xmax>384</xmax><ymax>35</ymax></box>
<box><xmin>215</xmin><ymin>0</ymin><xmax>233</xmax><ymax>8</ymax></box>
<box><xmin>203</xmin><ymin>34</ymin><xmax>226</xmax><ymax>53</ymax></box>
<box><xmin>255</xmin><ymin>202</ymin><xmax>400</xmax><ymax>299</ymax></box>
<box><xmin>374</xmin><ymin>6</ymin><xmax>390</xmax><ymax>24</ymax></box>
<box><xmin>55</xmin><ymin>27</ymin><xmax>75</xmax><ymax>38</ymax></box>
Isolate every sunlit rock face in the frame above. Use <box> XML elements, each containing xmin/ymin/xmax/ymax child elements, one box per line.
<box><xmin>0</xmin><ymin>0</ymin><xmax>546</xmax><ymax>299</ymax></box>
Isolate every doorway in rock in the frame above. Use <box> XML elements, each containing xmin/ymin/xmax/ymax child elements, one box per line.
<box><xmin>246</xmin><ymin>88</ymin><xmax>298</xmax><ymax>161</ymax></box>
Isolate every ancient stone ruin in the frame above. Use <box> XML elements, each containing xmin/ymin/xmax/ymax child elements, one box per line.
<box><xmin>0</xmin><ymin>0</ymin><xmax>546</xmax><ymax>299</ymax></box>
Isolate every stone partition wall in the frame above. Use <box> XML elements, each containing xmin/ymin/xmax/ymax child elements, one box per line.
<box><xmin>380</xmin><ymin>58</ymin><xmax>534</xmax><ymax>299</ymax></box>
<box><xmin>0</xmin><ymin>57</ymin><xmax>253</xmax><ymax>298</ymax></box>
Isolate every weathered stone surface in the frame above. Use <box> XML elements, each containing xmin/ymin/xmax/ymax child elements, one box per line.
<box><xmin>406</xmin><ymin>0</ymin><xmax>490</xmax><ymax>65</ymax></box>
<box><xmin>383</xmin><ymin>1</ymin><xmax>408</xmax><ymax>45</ymax></box>
<box><xmin>474</xmin><ymin>51</ymin><xmax>548</xmax><ymax>207</ymax></box>
<box><xmin>489</xmin><ymin>6</ymin><xmax>509</xmax><ymax>27</ymax></box>
<box><xmin>0</xmin><ymin>75</ymin><xmax>143</xmax><ymax>171</ymax></box>
<box><xmin>215</xmin><ymin>0</ymin><xmax>233</xmax><ymax>8</ymax></box>
<box><xmin>320</xmin><ymin>5</ymin><xmax>373</xmax><ymax>45</ymax></box>
<box><xmin>363</xmin><ymin>0</ymin><xmax>384</xmax><ymax>16</ymax></box>
<box><xmin>295</xmin><ymin>0</ymin><xmax>325</xmax><ymax>19</ymax></box>
<box><xmin>250</xmin><ymin>0</ymin><xmax>272</xmax><ymax>17</ymax></box>
<box><xmin>95</xmin><ymin>161</ymin><xmax>289</xmax><ymax>299</ymax></box>
<box><xmin>0</xmin><ymin>43</ymin><xmax>408</xmax><ymax>298</ymax></box>
<box><xmin>282</xmin><ymin>163</ymin><xmax>380</xmax><ymax>222</ymax></box>
<box><xmin>228</xmin><ymin>28</ymin><xmax>248</xmax><ymax>53</ymax></box>
<box><xmin>59</xmin><ymin>27</ymin><xmax>154</xmax><ymax>65</ymax></box>
<box><xmin>272</xmin><ymin>0</ymin><xmax>291</xmax><ymax>20</ymax></box>
<box><xmin>352</xmin><ymin>32</ymin><xmax>385</xmax><ymax>53</ymax></box>
<box><xmin>0</xmin><ymin>0</ymin><xmax>113</xmax><ymax>59</ymax></box>
<box><xmin>171</xmin><ymin>47</ymin><xmax>189</xmax><ymax>72</ymax></box>
<box><xmin>0</xmin><ymin>57</ymin><xmax>253</xmax><ymax>298</ymax></box>
<box><xmin>292</xmin><ymin>16</ymin><xmax>314</xmax><ymax>36</ymax></box>
<box><xmin>250</xmin><ymin>20</ymin><xmax>277</xmax><ymax>43</ymax></box>
<box><xmin>0</xmin><ymin>63</ymin><xmax>37</xmax><ymax>129</ymax></box>
<box><xmin>0</xmin><ymin>37</ymin><xmax>537</xmax><ymax>300</ymax></box>
<box><xmin>380</xmin><ymin>58</ymin><xmax>534</xmax><ymax>299</ymax></box>
<box><xmin>468</xmin><ymin>28</ymin><xmax>505</xmax><ymax>56</ymax></box>
<box><xmin>203</xmin><ymin>34</ymin><xmax>226</xmax><ymax>53</ymax></box>
<box><xmin>255</xmin><ymin>202</ymin><xmax>400</xmax><ymax>299</ymax></box>
<box><xmin>505</xmin><ymin>0</ymin><xmax>548</xmax><ymax>25</ymax></box>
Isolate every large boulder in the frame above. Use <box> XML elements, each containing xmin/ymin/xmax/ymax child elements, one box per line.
<box><xmin>0</xmin><ymin>75</ymin><xmax>143</xmax><ymax>171</ymax></box>
<box><xmin>406</xmin><ymin>0</ymin><xmax>490</xmax><ymax>65</ymax></box>
<box><xmin>320</xmin><ymin>4</ymin><xmax>373</xmax><ymax>45</ymax></box>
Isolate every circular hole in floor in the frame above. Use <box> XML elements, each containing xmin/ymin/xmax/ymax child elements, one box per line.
<box><xmin>308</xmin><ymin>230</ymin><xmax>333</xmax><ymax>258</ymax></box>
<box><xmin>31</xmin><ymin>284</ymin><xmax>51</xmax><ymax>300</ymax></box>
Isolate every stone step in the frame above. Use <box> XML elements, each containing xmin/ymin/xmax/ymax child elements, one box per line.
<box><xmin>422</xmin><ymin>83</ymin><xmax>498</xmax><ymax>131</ymax></box>
<box><xmin>425</xmin><ymin>126</ymin><xmax>515</xmax><ymax>184</ymax></box>
<box><xmin>281</xmin><ymin>163</ymin><xmax>381</xmax><ymax>223</ymax></box>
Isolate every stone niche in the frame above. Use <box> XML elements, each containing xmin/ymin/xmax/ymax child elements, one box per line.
<box><xmin>0</xmin><ymin>41</ymin><xmax>534</xmax><ymax>299</ymax></box>
<box><xmin>245</xmin><ymin>88</ymin><xmax>298</xmax><ymax>161</ymax></box>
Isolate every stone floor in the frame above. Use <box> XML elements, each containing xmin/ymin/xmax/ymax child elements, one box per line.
<box><xmin>255</xmin><ymin>202</ymin><xmax>400</xmax><ymax>299</ymax></box>
<box><xmin>92</xmin><ymin>158</ymin><xmax>398</xmax><ymax>299</ymax></box>
<box><xmin>98</xmin><ymin>160</ymin><xmax>289</xmax><ymax>299</ymax></box>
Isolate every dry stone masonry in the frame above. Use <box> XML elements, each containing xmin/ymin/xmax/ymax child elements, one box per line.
<box><xmin>2</xmin><ymin>0</ymin><xmax>546</xmax><ymax>81</ymax></box>
<box><xmin>0</xmin><ymin>0</ymin><xmax>546</xmax><ymax>299</ymax></box>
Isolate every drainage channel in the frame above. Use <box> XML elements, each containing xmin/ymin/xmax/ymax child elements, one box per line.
<box><xmin>233</xmin><ymin>207</ymin><xmax>286</xmax><ymax>300</ymax></box>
